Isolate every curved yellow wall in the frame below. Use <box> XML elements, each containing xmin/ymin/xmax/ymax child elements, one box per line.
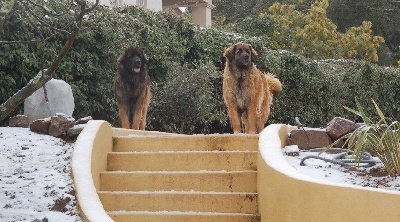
<box><xmin>258</xmin><ymin>124</ymin><xmax>400</xmax><ymax>222</ymax></box>
<box><xmin>72</xmin><ymin>120</ymin><xmax>114</xmax><ymax>222</ymax></box>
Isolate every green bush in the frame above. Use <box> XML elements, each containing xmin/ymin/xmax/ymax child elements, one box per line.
<box><xmin>147</xmin><ymin>61</ymin><xmax>227</xmax><ymax>134</ymax></box>
<box><xmin>2</xmin><ymin>4</ymin><xmax>400</xmax><ymax>134</ymax></box>
<box><xmin>263</xmin><ymin>49</ymin><xmax>400</xmax><ymax>127</ymax></box>
<box><xmin>0</xmin><ymin>4</ymin><xmax>249</xmax><ymax>132</ymax></box>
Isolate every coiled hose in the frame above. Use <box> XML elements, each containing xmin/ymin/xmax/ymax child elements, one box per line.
<box><xmin>293</xmin><ymin>117</ymin><xmax>377</xmax><ymax>167</ymax></box>
<box><xmin>300</xmin><ymin>148</ymin><xmax>377</xmax><ymax>167</ymax></box>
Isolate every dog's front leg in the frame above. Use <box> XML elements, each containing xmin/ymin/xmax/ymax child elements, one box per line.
<box><xmin>131</xmin><ymin>106</ymin><xmax>142</xmax><ymax>130</ymax></box>
<box><xmin>131</xmin><ymin>95</ymin><xmax>147</xmax><ymax>130</ymax></box>
<box><xmin>227</xmin><ymin>106</ymin><xmax>242</xmax><ymax>133</ymax></box>
<box><xmin>223</xmin><ymin>85</ymin><xmax>242</xmax><ymax>133</ymax></box>
<box><xmin>245</xmin><ymin>104</ymin><xmax>258</xmax><ymax>134</ymax></box>
<box><xmin>118</xmin><ymin>104</ymin><xmax>130</xmax><ymax>129</ymax></box>
<box><xmin>139</xmin><ymin>87</ymin><xmax>151</xmax><ymax>130</ymax></box>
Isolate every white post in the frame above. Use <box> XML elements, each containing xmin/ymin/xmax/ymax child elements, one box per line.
<box><xmin>192</xmin><ymin>0</ymin><xmax>213</xmax><ymax>27</ymax></box>
<box><xmin>144</xmin><ymin>0</ymin><xmax>162</xmax><ymax>11</ymax></box>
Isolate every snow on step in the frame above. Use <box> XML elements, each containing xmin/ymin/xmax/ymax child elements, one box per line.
<box><xmin>100</xmin><ymin>170</ymin><xmax>257</xmax><ymax>192</ymax></box>
<box><xmin>113</xmin><ymin>134</ymin><xmax>259</xmax><ymax>152</ymax></box>
<box><xmin>100</xmin><ymin>134</ymin><xmax>260</xmax><ymax>221</ymax></box>
<box><xmin>107</xmin><ymin>151</ymin><xmax>257</xmax><ymax>171</ymax></box>
<box><xmin>98</xmin><ymin>191</ymin><xmax>258</xmax><ymax>213</ymax></box>
<box><xmin>107</xmin><ymin>211</ymin><xmax>260</xmax><ymax>222</ymax></box>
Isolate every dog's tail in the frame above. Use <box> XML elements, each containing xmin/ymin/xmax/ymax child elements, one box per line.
<box><xmin>265</xmin><ymin>72</ymin><xmax>282</xmax><ymax>96</ymax></box>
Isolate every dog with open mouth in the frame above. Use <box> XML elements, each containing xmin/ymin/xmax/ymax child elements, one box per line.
<box><xmin>114</xmin><ymin>46</ymin><xmax>151</xmax><ymax>129</ymax></box>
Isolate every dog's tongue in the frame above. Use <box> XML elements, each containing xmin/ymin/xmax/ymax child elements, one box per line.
<box><xmin>133</xmin><ymin>67</ymin><xmax>141</xmax><ymax>73</ymax></box>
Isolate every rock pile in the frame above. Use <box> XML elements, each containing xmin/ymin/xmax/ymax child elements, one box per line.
<box><xmin>9</xmin><ymin>114</ymin><xmax>92</xmax><ymax>138</ymax></box>
<box><xmin>287</xmin><ymin>117</ymin><xmax>359</xmax><ymax>149</ymax></box>
<box><xmin>7</xmin><ymin>77</ymin><xmax>88</xmax><ymax>138</ymax></box>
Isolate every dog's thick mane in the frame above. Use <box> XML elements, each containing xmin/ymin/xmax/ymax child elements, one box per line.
<box><xmin>119</xmin><ymin>64</ymin><xmax>148</xmax><ymax>85</ymax></box>
<box><xmin>225</xmin><ymin>62</ymin><xmax>258</xmax><ymax>80</ymax></box>
<box><xmin>118</xmin><ymin>47</ymin><xmax>149</xmax><ymax>86</ymax></box>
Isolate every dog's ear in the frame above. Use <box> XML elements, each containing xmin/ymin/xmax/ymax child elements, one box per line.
<box><xmin>140</xmin><ymin>48</ymin><xmax>148</xmax><ymax>64</ymax></box>
<box><xmin>224</xmin><ymin>45</ymin><xmax>236</xmax><ymax>62</ymax></box>
<box><xmin>117</xmin><ymin>50</ymin><xmax>127</xmax><ymax>65</ymax></box>
<box><xmin>250</xmin><ymin>45</ymin><xmax>258</xmax><ymax>63</ymax></box>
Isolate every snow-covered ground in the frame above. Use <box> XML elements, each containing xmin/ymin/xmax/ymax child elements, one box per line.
<box><xmin>0</xmin><ymin>127</ymin><xmax>82</xmax><ymax>222</ymax></box>
<box><xmin>283</xmin><ymin>145</ymin><xmax>400</xmax><ymax>191</ymax></box>
<box><xmin>1</xmin><ymin>126</ymin><xmax>399</xmax><ymax>222</ymax></box>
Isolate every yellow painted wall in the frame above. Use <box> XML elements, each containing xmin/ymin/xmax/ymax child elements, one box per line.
<box><xmin>258</xmin><ymin>124</ymin><xmax>400</xmax><ymax>222</ymax></box>
<box><xmin>72</xmin><ymin>120</ymin><xmax>114</xmax><ymax>222</ymax></box>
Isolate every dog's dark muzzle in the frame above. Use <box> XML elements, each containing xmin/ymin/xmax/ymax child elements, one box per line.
<box><xmin>239</xmin><ymin>54</ymin><xmax>250</xmax><ymax>63</ymax></box>
<box><xmin>132</xmin><ymin>57</ymin><xmax>142</xmax><ymax>73</ymax></box>
<box><xmin>237</xmin><ymin>54</ymin><xmax>251</xmax><ymax>69</ymax></box>
<box><xmin>243</xmin><ymin>54</ymin><xmax>250</xmax><ymax>62</ymax></box>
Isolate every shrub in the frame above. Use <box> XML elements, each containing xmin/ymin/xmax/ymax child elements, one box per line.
<box><xmin>328</xmin><ymin>98</ymin><xmax>400</xmax><ymax>177</ymax></box>
<box><xmin>2</xmin><ymin>3</ymin><xmax>400</xmax><ymax>135</ymax></box>
<box><xmin>147</xmin><ymin>61</ymin><xmax>228</xmax><ymax>134</ymax></box>
<box><xmin>263</xmin><ymin>49</ymin><xmax>400</xmax><ymax>128</ymax></box>
<box><xmin>0</xmin><ymin>4</ymin><xmax>249</xmax><ymax>132</ymax></box>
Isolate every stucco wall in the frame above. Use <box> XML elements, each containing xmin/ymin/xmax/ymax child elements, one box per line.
<box><xmin>72</xmin><ymin>120</ymin><xmax>114</xmax><ymax>222</ymax></box>
<box><xmin>257</xmin><ymin>124</ymin><xmax>400</xmax><ymax>222</ymax></box>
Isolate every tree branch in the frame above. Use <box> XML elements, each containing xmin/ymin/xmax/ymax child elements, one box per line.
<box><xmin>25</xmin><ymin>0</ymin><xmax>74</xmax><ymax>17</ymax></box>
<box><xmin>22</xmin><ymin>2</ymin><xmax>72</xmax><ymax>35</ymax></box>
<box><xmin>0</xmin><ymin>0</ymin><xmax>93</xmax><ymax>122</ymax></box>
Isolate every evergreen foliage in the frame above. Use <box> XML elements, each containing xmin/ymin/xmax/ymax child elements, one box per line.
<box><xmin>264</xmin><ymin>49</ymin><xmax>400</xmax><ymax>127</ymax></box>
<box><xmin>148</xmin><ymin>61</ymin><xmax>226</xmax><ymax>134</ymax></box>
<box><xmin>1</xmin><ymin>3</ymin><xmax>400</xmax><ymax>134</ymax></box>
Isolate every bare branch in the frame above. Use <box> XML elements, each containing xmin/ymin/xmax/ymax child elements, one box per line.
<box><xmin>21</xmin><ymin>1</ymin><xmax>72</xmax><ymax>35</ymax></box>
<box><xmin>25</xmin><ymin>0</ymin><xmax>75</xmax><ymax>17</ymax></box>
<box><xmin>0</xmin><ymin>0</ymin><xmax>93</xmax><ymax>121</ymax></box>
<box><xmin>0</xmin><ymin>37</ymin><xmax>54</xmax><ymax>44</ymax></box>
<box><xmin>0</xmin><ymin>19</ymin><xmax>75</xmax><ymax>44</ymax></box>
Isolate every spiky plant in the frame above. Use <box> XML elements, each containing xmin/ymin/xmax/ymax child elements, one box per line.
<box><xmin>327</xmin><ymin>98</ymin><xmax>400</xmax><ymax>177</ymax></box>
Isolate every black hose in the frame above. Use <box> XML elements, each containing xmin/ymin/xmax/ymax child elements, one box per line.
<box><xmin>300</xmin><ymin>148</ymin><xmax>377</xmax><ymax>167</ymax></box>
<box><xmin>293</xmin><ymin>117</ymin><xmax>377</xmax><ymax>167</ymax></box>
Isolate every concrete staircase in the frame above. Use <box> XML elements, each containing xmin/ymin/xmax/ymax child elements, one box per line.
<box><xmin>97</xmin><ymin>135</ymin><xmax>260</xmax><ymax>222</ymax></box>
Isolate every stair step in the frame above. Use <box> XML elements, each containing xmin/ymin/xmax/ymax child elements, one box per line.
<box><xmin>98</xmin><ymin>191</ymin><xmax>258</xmax><ymax>213</ymax></box>
<box><xmin>112</xmin><ymin>135</ymin><xmax>258</xmax><ymax>152</ymax></box>
<box><xmin>107</xmin><ymin>151</ymin><xmax>257</xmax><ymax>171</ymax></box>
<box><xmin>100</xmin><ymin>171</ymin><xmax>257</xmax><ymax>192</ymax></box>
<box><xmin>107</xmin><ymin>211</ymin><xmax>260</xmax><ymax>222</ymax></box>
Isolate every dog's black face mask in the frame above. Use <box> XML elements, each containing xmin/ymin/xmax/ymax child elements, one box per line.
<box><xmin>130</xmin><ymin>54</ymin><xmax>143</xmax><ymax>74</ymax></box>
<box><xmin>120</xmin><ymin>47</ymin><xmax>147</xmax><ymax>74</ymax></box>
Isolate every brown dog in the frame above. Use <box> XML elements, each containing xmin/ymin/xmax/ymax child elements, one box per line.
<box><xmin>114</xmin><ymin>47</ymin><xmax>151</xmax><ymax>129</ymax></box>
<box><xmin>222</xmin><ymin>42</ymin><xmax>282</xmax><ymax>134</ymax></box>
